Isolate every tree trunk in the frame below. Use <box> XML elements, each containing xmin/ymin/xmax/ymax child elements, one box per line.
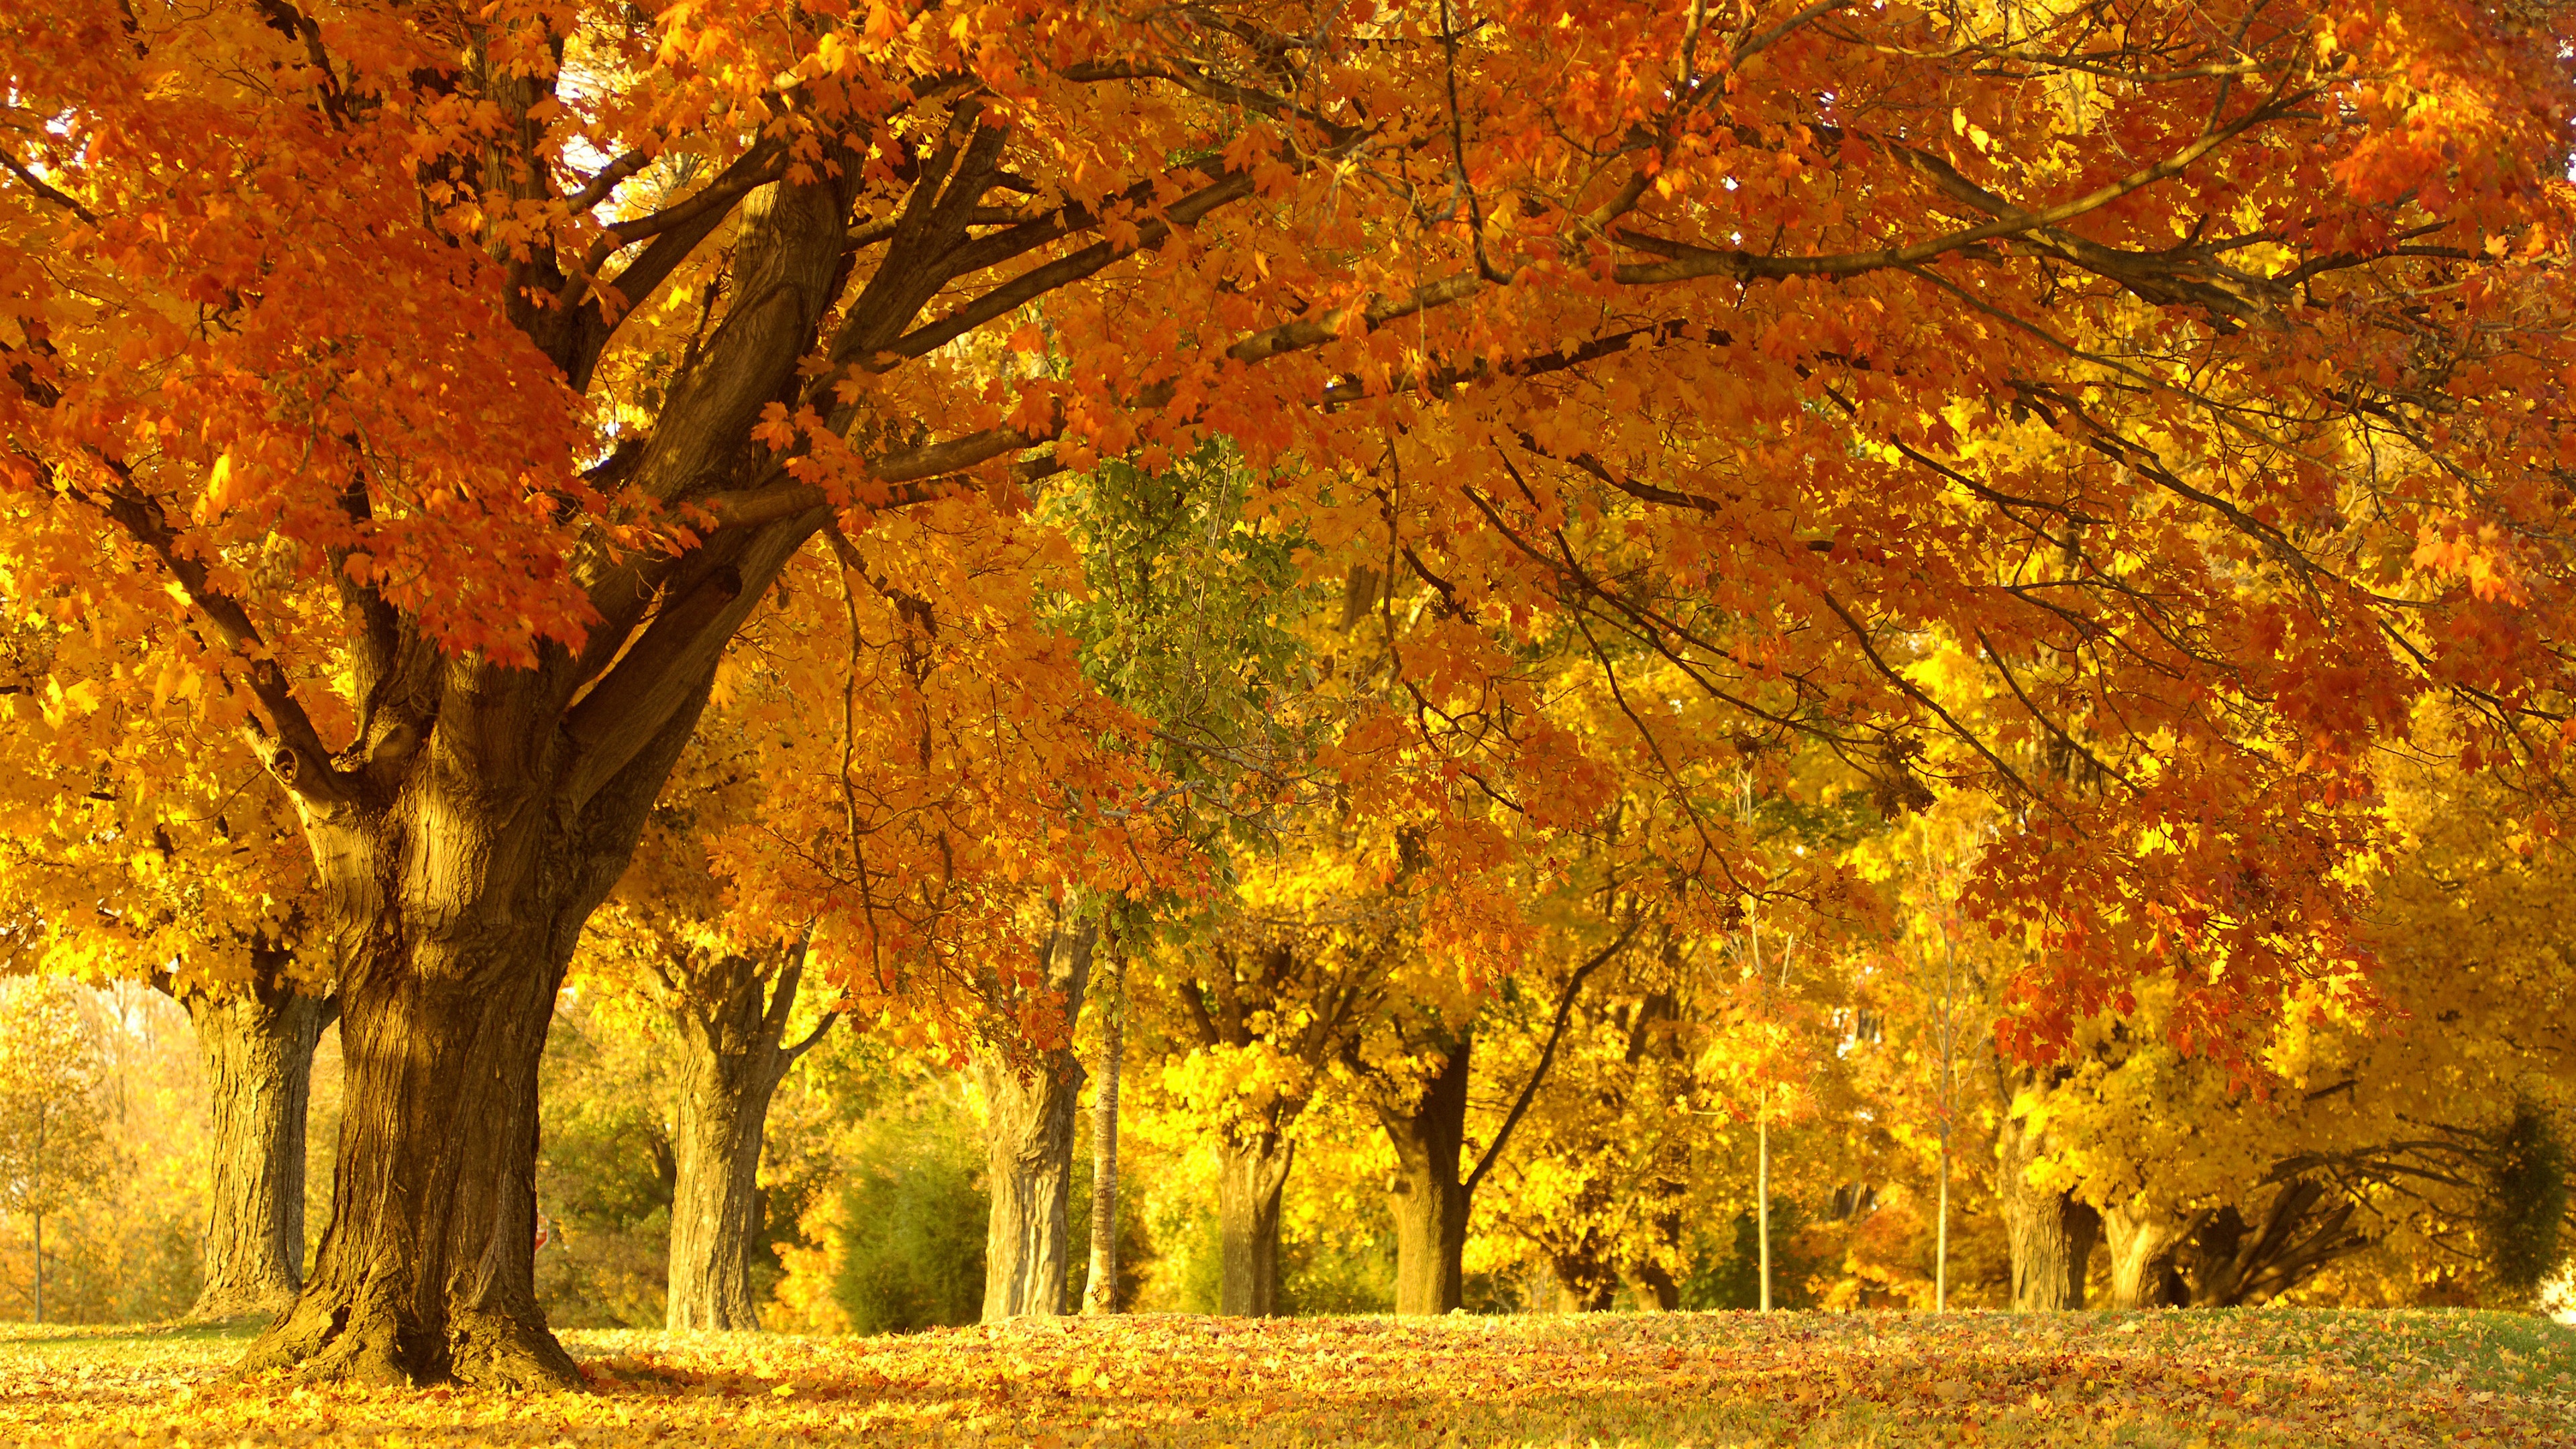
<box><xmin>1550</xmin><ymin>1250</ymin><xmax>1619</xmax><ymax>1311</ymax></box>
<box><xmin>1998</xmin><ymin>1107</ymin><xmax>2100</xmax><ymax>1311</ymax></box>
<box><xmin>1379</xmin><ymin>1031</ymin><xmax>1473</xmax><ymax>1316</ymax></box>
<box><xmin>2182</xmin><ymin>1181</ymin><xmax>2367</xmax><ymax>1306</ymax></box>
<box><xmin>663</xmin><ymin>947</ymin><xmax>822</xmax><ymax>1330</ymax></box>
<box><xmin>1214</xmin><ymin>1133</ymin><xmax>1293</xmax><ymax>1316</ymax></box>
<box><xmin>186</xmin><ymin>979</ymin><xmax>333</xmax><ymax>1321</ymax></box>
<box><xmin>976</xmin><ymin>912</ymin><xmax>1095</xmax><ymax>1320</ymax></box>
<box><xmin>2102</xmin><ymin>1201</ymin><xmax>2190</xmax><ymax>1310</ymax></box>
<box><xmin>1627</xmin><ymin>1262</ymin><xmax>1680</xmax><ymax>1311</ymax></box>
<box><xmin>244</xmin><ymin>937</ymin><xmax>578</xmax><ymax>1385</ymax></box>
<box><xmin>1081</xmin><ymin>958</ymin><xmax>1121</xmax><ymax>1316</ymax></box>
<box><xmin>243</xmin><ymin>665</ymin><xmax>719</xmax><ymax>1387</ymax></box>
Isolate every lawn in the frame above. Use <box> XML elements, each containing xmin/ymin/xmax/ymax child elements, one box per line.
<box><xmin>1</xmin><ymin>1309</ymin><xmax>2569</xmax><ymax>1446</ymax></box>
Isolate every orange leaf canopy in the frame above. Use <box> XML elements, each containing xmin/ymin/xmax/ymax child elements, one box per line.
<box><xmin>3</xmin><ymin>0</ymin><xmax>2573</xmax><ymax>1045</ymax></box>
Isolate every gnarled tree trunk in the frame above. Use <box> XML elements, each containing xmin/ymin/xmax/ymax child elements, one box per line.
<box><xmin>198</xmin><ymin>128</ymin><xmax>1012</xmax><ymax>1383</ymax></box>
<box><xmin>1380</xmin><ymin>1030</ymin><xmax>1473</xmax><ymax>1316</ymax></box>
<box><xmin>663</xmin><ymin>945</ymin><xmax>830</xmax><ymax>1330</ymax></box>
<box><xmin>1214</xmin><ymin>1132</ymin><xmax>1292</xmax><ymax>1316</ymax></box>
<box><xmin>185</xmin><ymin>970</ymin><xmax>333</xmax><ymax>1322</ymax></box>
<box><xmin>2182</xmin><ymin>1181</ymin><xmax>2367</xmax><ymax>1305</ymax></box>
<box><xmin>241</xmin><ymin>663</ymin><xmax>726</xmax><ymax>1387</ymax></box>
<box><xmin>1999</xmin><ymin>1106</ymin><xmax>2100</xmax><ymax>1311</ymax></box>
<box><xmin>2102</xmin><ymin>1201</ymin><xmax>2192</xmax><ymax>1310</ymax></box>
<box><xmin>976</xmin><ymin>912</ymin><xmax>1095</xmax><ymax>1320</ymax></box>
<box><xmin>1549</xmin><ymin>1244</ymin><xmax>1621</xmax><ymax>1312</ymax></box>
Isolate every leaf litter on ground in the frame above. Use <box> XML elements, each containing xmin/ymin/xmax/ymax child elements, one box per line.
<box><xmin>1</xmin><ymin>1307</ymin><xmax>2570</xmax><ymax>1447</ymax></box>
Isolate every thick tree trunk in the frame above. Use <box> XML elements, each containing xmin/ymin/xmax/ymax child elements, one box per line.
<box><xmin>243</xmin><ymin>664</ymin><xmax>718</xmax><ymax>1386</ymax></box>
<box><xmin>244</xmin><ymin>935</ymin><xmax>580</xmax><ymax>1385</ymax></box>
<box><xmin>1214</xmin><ymin>1133</ymin><xmax>1292</xmax><ymax>1316</ymax></box>
<box><xmin>2181</xmin><ymin>1182</ymin><xmax>2366</xmax><ymax>1306</ymax></box>
<box><xmin>1998</xmin><ymin>1108</ymin><xmax>2100</xmax><ymax>1311</ymax></box>
<box><xmin>1627</xmin><ymin>1262</ymin><xmax>1680</xmax><ymax>1311</ymax></box>
<box><xmin>1550</xmin><ymin>1250</ymin><xmax>1619</xmax><ymax>1311</ymax></box>
<box><xmin>2102</xmin><ymin>1201</ymin><xmax>2190</xmax><ymax>1310</ymax></box>
<box><xmin>663</xmin><ymin>947</ymin><xmax>821</xmax><ymax>1330</ymax></box>
<box><xmin>977</xmin><ymin>913</ymin><xmax>1095</xmax><ymax>1320</ymax></box>
<box><xmin>1379</xmin><ymin>1032</ymin><xmax>1474</xmax><ymax>1316</ymax></box>
<box><xmin>1541</xmin><ymin>1175</ymin><xmax>1623</xmax><ymax>1312</ymax></box>
<box><xmin>186</xmin><ymin>978</ymin><xmax>332</xmax><ymax>1321</ymax></box>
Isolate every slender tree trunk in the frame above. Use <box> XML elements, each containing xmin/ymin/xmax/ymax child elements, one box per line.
<box><xmin>1214</xmin><ymin>1133</ymin><xmax>1293</xmax><ymax>1316</ymax></box>
<box><xmin>977</xmin><ymin>913</ymin><xmax>1095</xmax><ymax>1320</ymax></box>
<box><xmin>1998</xmin><ymin>1107</ymin><xmax>2100</xmax><ymax>1311</ymax></box>
<box><xmin>1758</xmin><ymin>1112</ymin><xmax>1774</xmax><ymax>1312</ymax></box>
<box><xmin>31</xmin><ymin>1208</ymin><xmax>41</xmax><ymax>1325</ymax></box>
<box><xmin>186</xmin><ymin>977</ymin><xmax>333</xmax><ymax>1321</ymax></box>
<box><xmin>2102</xmin><ymin>1201</ymin><xmax>2190</xmax><ymax>1311</ymax></box>
<box><xmin>1379</xmin><ymin>1032</ymin><xmax>1473</xmax><ymax>1316</ymax></box>
<box><xmin>663</xmin><ymin>947</ymin><xmax>822</xmax><ymax>1330</ymax></box>
<box><xmin>1081</xmin><ymin>959</ymin><xmax>1121</xmax><ymax>1316</ymax></box>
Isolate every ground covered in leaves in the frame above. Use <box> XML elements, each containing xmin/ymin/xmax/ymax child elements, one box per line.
<box><xmin>1</xmin><ymin>1309</ymin><xmax>2570</xmax><ymax>1446</ymax></box>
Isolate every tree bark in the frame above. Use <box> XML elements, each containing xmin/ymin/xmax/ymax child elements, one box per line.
<box><xmin>1627</xmin><ymin>1262</ymin><xmax>1680</xmax><ymax>1311</ymax></box>
<box><xmin>199</xmin><ymin>152</ymin><xmax>908</xmax><ymax>1384</ymax></box>
<box><xmin>2181</xmin><ymin>1181</ymin><xmax>2366</xmax><ymax>1306</ymax></box>
<box><xmin>1379</xmin><ymin>1030</ymin><xmax>1473</xmax><ymax>1316</ymax></box>
<box><xmin>976</xmin><ymin>912</ymin><xmax>1095</xmax><ymax>1320</ymax></box>
<box><xmin>662</xmin><ymin>945</ymin><xmax>826</xmax><ymax>1330</ymax></box>
<box><xmin>1998</xmin><ymin>1105</ymin><xmax>2100</xmax><ymax>1311</ymax></box>
<box><xmin>185</xmin><ymin>974</ymin><xmax>333</xmax><ymax>1321</ymax></box>
<box><xmin>1214</xmin><ymin>1133</ymin><xmax>1292</xmax><ymax>1316</ymax></box>
<box><xmin>2102</xmin><ymin>1201</ymin><xmax>2191</xmax><ymax>1310</ymax></box>
<box><xmin>1550</xmin><ymin>1249</ymin><xmax>1619</xmax><ymax>1311</ymax></box>
<box><xmin>241</xmin><ymin>659</ymin><xmax>720</xmax><ymax>1387</ymax></box>
<box><xmin>1081</xmin><ymin>957</ymin><xmax>1122</xmax><ymax>1316</ymax></box>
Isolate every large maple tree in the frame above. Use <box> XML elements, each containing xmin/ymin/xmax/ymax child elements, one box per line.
<box><xmin>6</xmin><ymin>0</ymin><xmax>2573</xmax><ymax>1385</ymax></box>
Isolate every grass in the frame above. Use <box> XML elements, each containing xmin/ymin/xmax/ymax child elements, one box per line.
<box><xmin>0</xmin><ymin>1307</ymin><xmax>2569</xmax><ymax>1446</ymax></box>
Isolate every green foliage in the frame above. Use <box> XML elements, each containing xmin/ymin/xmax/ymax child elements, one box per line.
<box><xmin>1278</xmin><ymin>1225</ymin><xmax>1397</xmax><ymax>1316</ymax></box>
<box><xmin>832</xmin><ymin>1087</ymin><xmax>987</xmax><ymax>1334</ymax></box>
<box><xmin>2479</xmin><ymin>1102</ymin><xmax>2571</xmax><ymax>1299</ymax></box>
<box><xmin>1046</xmin><ymin>446</ymin><xmax>1333</xmax><ymax>859</ymax></box>
<box><xmin>535</xmin><ymin>991</ymin><xmax>677</xmax><ymax>1329</ymax></box>
<box><xmin>1677</xmin><ymin>1201</ymin><xmax>1829</xmax><ymax>1311</ymax></box>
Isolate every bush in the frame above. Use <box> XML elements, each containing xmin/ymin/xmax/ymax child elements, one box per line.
<box><xmin>1678</xmin><ymin>1202</ymin><xmax>1827</xmax><ymax>1311</ymax></box>
<box><xmin>2482</xmin><ymin>1103</ymin><xmax>2571</xmax><ymax>1301</ymax></box>
<box><xmin>833</xmin><ymin>1088</ymin><xmax>988</xmax><ymax>1334</ymax></box>
<box><xmin>1280</xmin><ymin>1223</ymin><xmax>1397</xmax><ymax>1316</ymax></box>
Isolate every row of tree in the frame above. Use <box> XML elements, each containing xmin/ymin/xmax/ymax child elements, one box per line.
<box><xmin>6</xmin><ymin>452</ymin><xmax>2567</xmax><ymax>1334</ymax></box>
<box><xmin>5</xmin><ymin>0</ymin><xmax>2575</xmax><ymax>1385</ymax></box>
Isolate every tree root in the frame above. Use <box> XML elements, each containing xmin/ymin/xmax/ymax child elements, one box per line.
<box><xmin>239</xmin><ymin>1287</ymin><xmax>582</xmax><ymax>1389</ymax></box>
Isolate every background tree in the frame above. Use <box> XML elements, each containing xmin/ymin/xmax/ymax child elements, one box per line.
<box><xmin>0</xmin><ymin>619</ymin><xmax>333</xmax><ymax>1322</ymax></box>
<box><xmin>0</xmin><ymin>978</ymin><xmax>117</xmax><ymax>1322</ymax></box>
